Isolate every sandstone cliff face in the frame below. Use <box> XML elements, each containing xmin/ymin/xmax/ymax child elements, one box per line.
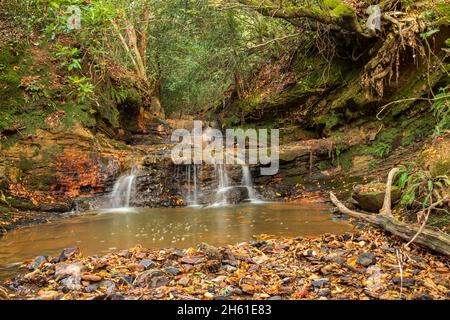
<box><xmin>0</xmin><ymin>122</ymin><xmax>137</xmax><ymax>212</ymax></box>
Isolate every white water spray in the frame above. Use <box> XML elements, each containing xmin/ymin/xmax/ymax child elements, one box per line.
<box><xmin>109</xmin><ymin>173</ymin><xmax>136</xmax><ymax>209</ymax></box>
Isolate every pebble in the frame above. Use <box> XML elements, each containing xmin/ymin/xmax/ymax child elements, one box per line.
<box><xmin>312</xmin><ymin>278</ymin><xmax>330</xmax><ymax>288</ymax></box>
<box><xmin>139</xmin><ymin>259</ymin><xmax>157</xmax><ymax>269</ymax></box>
<box><xmin>164</xmin><ymin>267</ymin><xmax>180</xmax><ymax>275</ymax></box>
<box><xmin>357</xmin><ymin>252</ymin><xmax>377</xmax><ymax>267</ymax></box>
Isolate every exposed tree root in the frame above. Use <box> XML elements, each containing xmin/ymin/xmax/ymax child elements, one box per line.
<box><xmin>330</xmin><ymin>168</ymin><xmax>450</xmax><ymax>257</ymax></box>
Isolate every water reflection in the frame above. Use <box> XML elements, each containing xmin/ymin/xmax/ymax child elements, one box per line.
<box><xmin>0</xmin><ymin>203</ymin><xmax>352</xmax><ymax>280</ymax></box>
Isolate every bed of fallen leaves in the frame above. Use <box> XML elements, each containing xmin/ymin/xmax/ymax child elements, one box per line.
<box><xmin>4</xmin><ymin>227</ymin><xmax>449</xmax><ymax>300</ymax></box>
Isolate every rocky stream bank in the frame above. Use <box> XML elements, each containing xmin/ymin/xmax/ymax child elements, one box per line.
<box><xmin>2</xmin><ymin>224</ymin><xmax>449</xmax><ymax>300</ymax></box>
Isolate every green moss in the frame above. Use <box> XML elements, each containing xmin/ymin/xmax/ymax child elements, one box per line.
<box><xmin>434</xmin><ymin>3</ymin><xmax>450</xmax><ymax>25</ymax></box>
<box><xmin>324</xmin><ymin>0</ymin><xmax>354</xmax><ymax>16</ymax></box>
<box><xmin>430</xmin><ymin>159</ymin><xmax>450</xmax><ymax>177</ymax></box>
<box><xmin>315</xmin><ymin>112</ymin><xmax>340</xmax><ymax>130</ymax></box>
<box><xmin>316</xmin><ymin>160</ymin><xmax>333</xmax><ymax>171</ymax></box>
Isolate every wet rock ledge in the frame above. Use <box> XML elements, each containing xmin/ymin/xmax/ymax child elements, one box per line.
<box><xmin>3</xmin><ymin>228</ymin><xmax>450</xmax><ymax>300</ymax></box>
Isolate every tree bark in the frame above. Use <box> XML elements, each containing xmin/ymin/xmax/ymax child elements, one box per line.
<box><xmin>237</xmin><ymin>0</ymin><xmax>366</xmax><ymax>35</ymax></box>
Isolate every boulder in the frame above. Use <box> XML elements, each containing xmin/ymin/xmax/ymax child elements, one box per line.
<box><xmin>353</xmin><ymin>183</ymin><xmax>401</xmax><ymax>213</ymax></box>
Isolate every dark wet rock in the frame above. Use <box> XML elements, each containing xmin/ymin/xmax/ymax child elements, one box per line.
<box><xmin>357</xmin><ymin>252</ymin><xmax>377</xmax><ymax>267</ymax></box>
<box><xmin>318</xmin><ymin>289</ymin><xmax>331</xmax><ymax>297</ymax></box>
<box><xmin>139</xmin><ymin>259</ymin><xmax>157</xmax><ymax>270</ymax></box>
<box><xmin>30</xmin><ymin>256</ymin><xmax>48</xmax><ymax>270</ymax></box>
<box><xmin>222</xmin><ymin>186</ymin><xmax>250</xmax><ymax>205</ymax></box>
<box><xmin>198</xmin><ymin>243</ymin><xmax>221</xmax><ymax>260</ymax></box>
<box><xmin>59</xmin><ymin>247</ymin><xmax>79</xmax><ymax>262</ymax></box>
<box><xmin>109</xmin><ymin>293</ymin><xmax>126</xmax><ymax>300</ymax></box>
<box><xmin>164</xmin><ymin>267</ymin><xmax>180</xmax><ymax>276</ymax></box>
<box><xmin>392</xmin><ymin>277</ymin><xmax>415</xmax><ymax>287</ymax></box>
<box><xmin>254</xmin><ymin>241</ymin><xmax>267</xmax><ymax>250</ymax></box>
<box><xmin>117</xmin><ymin>275</ymin><xmax>133</xmax><ymax>286</ymax></box>
<box><xmin>312</xmin><ymin>278</ymin><xmax>330</xmax><ymax>288</ymax></box>
<box><xmin>268</xmin><ymin>296</ymin><xmax>283</xmax><ymax>300</ymax></box>
<box><xmin>39</xmin><ymin>203</ymin><xmax>71</xmax><ymax>213</ymax></box>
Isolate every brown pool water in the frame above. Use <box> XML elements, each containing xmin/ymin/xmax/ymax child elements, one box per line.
<box><xmin>0</xmin><ymin>202</ymin><xmax>352</xmax><ymax>280</ymax></box>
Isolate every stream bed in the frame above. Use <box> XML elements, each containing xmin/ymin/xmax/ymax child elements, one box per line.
<box><xmin>0</xmin><ymin>202</ymin><xmax>352</xmax><ymax>281</ymax></box>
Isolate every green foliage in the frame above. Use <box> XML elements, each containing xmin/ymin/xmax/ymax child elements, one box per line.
<box><xmin>432</xmin><ymin>87</ymin><xmax>450</xmax><ymax>136</ymax></box>
<box><xmin>397</xmin><ymin>164</ymin><xmax>450</xmax><ymax>209</ymax></box>
<box><xmin>67</xmin><ymin>76</ymin><xmax>95</xmax><ymax>103</ymax></box>
<box><xmin>53</xmin><ymin>45</ymin><xmax>82</xmax><ymax>71</ymax></box>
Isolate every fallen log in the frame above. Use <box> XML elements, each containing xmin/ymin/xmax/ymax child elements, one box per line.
<box><xmin>330</xmin><ymin>168</ymin><xmax>450</xmax><ymax>257</ymax></box>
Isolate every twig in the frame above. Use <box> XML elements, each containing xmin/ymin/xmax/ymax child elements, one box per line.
<box><xmin>395</xmin><ymin>248</ymin><xmax>404</xmax><ymax>299</ymax></box>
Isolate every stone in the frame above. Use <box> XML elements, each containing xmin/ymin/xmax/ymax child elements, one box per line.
<box><xmin>323</xmin><ymin>253</ymin><xmax>345</xmax><ymax>265</ymax></box>
<box><xmin>318</xmin><ymin>289</ymin><xmax>331</xmax><ymax>297</ymax></box>
<box><xmin>198</xmin><ymin>243</ymin><xmax>221</xmax><ymax>260</ymax></box>
<box><xmin>206</xmin><ymin>260</ymin><xmax>221</xmax><ymax>273</ymax></box>
<box><xmin>178</xmin><ymin>276</ymin><xmax>190</xmax><ymax>287</ymax></box>
<box><xmin>30</xmin><ymin>256</ymin><xmax>48</xmax><ymax>270</ymax></box>
<box><xmin>150</xmin><ymin>276</ymin><xmax>169</xmax><ymax>289</ymax></box>
<box><xmin>353</xmin><ymin>185</ymin><xmax>401</xmax><ymax>213</ymax></box>
<box><xmin>268</xmin><ymin>296</ymin><xmax>283</xmax><ymax>300</ymax></box>
<box><xmin>24</xmin><ymin>269</ymin><xmax>47</xmax><ymax>286</ymax></box>
<box><xmin>97</xmin><ymin>280</ymin><xmax>116</xmax><ymax>295</ymax></box>
<box><xmin>135</xmin><ymin>269</ymin><xmax>164</xmax><ymax>287</ymax></box>
<box><xmin>55</xmin><ymin>262</ymin><xmax>85</xmax><ymax>280</ymax></box>
<box><xmin>60</xmin><ymin>275</ymin><xmax>81</xmax><ymax>291</ymax></box>
<box><xmin>164</xmin><ymin>267</ymin><xmax>180</xmax><ymax>275</ymax></box>
<box><xmin>58</xmin><ymin>247</ymin><xmax>79</xmax><ymax>262</ymax></box>
<box><xmin>223</xmin><ymin>265</ymin><xmax>237</xmax><ymax>272</ymax></box>
<box><xmin>357</xmin><ymin>252</ymin><xmax>377</xmax><ymax>267</ymax></box>
<box><xmin>312</xmin><ymin>278</ymin><xmax>330</xmax><ymax>288</ymax></box>
<box><xmin>139</xmin><ymin>259</ymin><xmax>157</xmax><ymax>269</ymax></box>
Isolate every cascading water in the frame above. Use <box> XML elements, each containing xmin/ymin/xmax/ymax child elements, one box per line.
<box><xmin>242</xmin><ymin>165</ymin><xmax>259</xmax><ymax>202</ymax></box>
<box><xmin>213</xmin><ymin>164</ymin><xmax>230</xmax><ymax>206</ymax></box>
<box><xmin>185</xmin><ymin>164</ymin><xmax>200</xmax><ymax>206</ymax></box>
<box><xmin>109</xmin><ymin>172</ymin><xmax>136</xmax><ymax>209</ymax></box>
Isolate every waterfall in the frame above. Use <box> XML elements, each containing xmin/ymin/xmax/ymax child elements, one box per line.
<box><xmin>213</xmin><ymin>164</ymin><xmax>230</xmax><ymax>206</ymax></box>
<box><xmin>109</xmin><ymin>173</ymin><xmax>136</xmax><ymax>209</ymax></box>
<box><xmin>242</xmin><ymin>165</ymin><xmax>258</xmax><ymax>202</ymax></box>
<box><xmin>185</xmin><ymin>165</ymin><xmax>200</xmax><ymax>206</ymax></box>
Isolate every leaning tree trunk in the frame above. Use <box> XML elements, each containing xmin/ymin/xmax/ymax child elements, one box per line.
<box><xmin>330</xmin><ymin>168</ymin><xmax>450</xmax><ymax>257</ymax></box>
